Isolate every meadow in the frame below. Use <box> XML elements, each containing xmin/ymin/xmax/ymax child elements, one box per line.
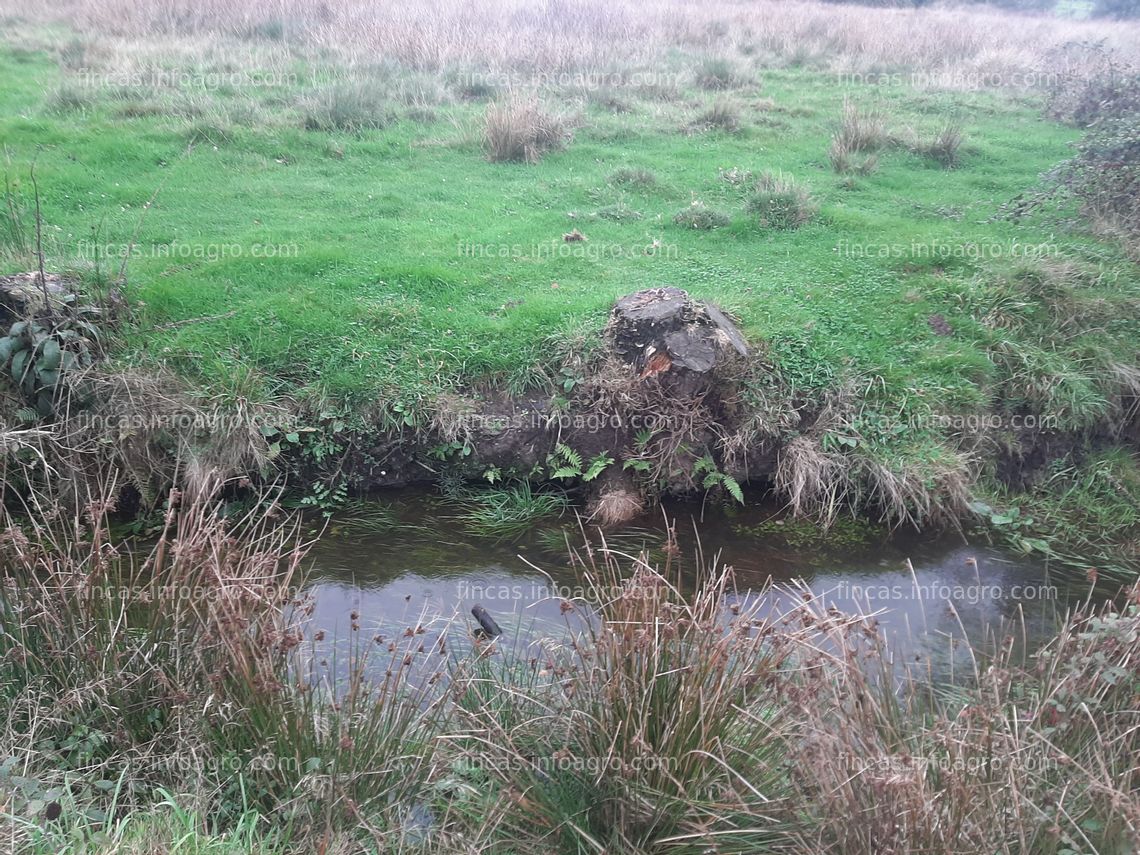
<box><xmin>0</xmin><ymin>0</ymin><xmax>1139</xmax><ymax>851</ymax></box>
<box><xmin>2</xmin><ymin>0</ymin><xmax>1139</xmax><ymax>547</ymax></box>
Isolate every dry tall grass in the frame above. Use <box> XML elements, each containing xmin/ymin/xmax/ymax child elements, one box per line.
<box><xmin>483</xmin><ymin>93</ymin><xmax>570</xmax><ymax>163</ymax></box>
<box><xmin>451</xmin><ymin>534</ymin><xmax>1140</xmax><ymax>853</ymax></box>
<box><xmin>2</xmin><ymin>453</ymin><xmax>1137</xmax><ymax>851</ymax></box>
<box><xmin>5</xmin><ymin>0</ymin><xmax>1140</xmax><ymax>86</ymax></box>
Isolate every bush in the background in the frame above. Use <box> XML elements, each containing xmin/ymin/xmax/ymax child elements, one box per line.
<box><xmin>1093</xmin><ymin>0</ymin><xmax>1140</xmax><ymax>17</ymax></box>
<box><xmin>1064</xmin><ymin>111</ymin><xmax>1140</xmax><ymax>242</ymax></box>
<box><xmin>1049</xmin><ymin>46</ymin><xmax>1140</xmax><ymax>243</ymax></box>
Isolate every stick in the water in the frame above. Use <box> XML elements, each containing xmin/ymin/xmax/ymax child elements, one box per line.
<box><xmin>471</xmin><ymin>604</ymin><xmax>502</xmax><ymax>638</ymax></box>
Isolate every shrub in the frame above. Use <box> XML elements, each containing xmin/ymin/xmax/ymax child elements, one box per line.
<box><xmin>483</xmin><ymin>94</ymin><xmax>569</xmax><ymax>163</ymax></box>
<box><xmin>1045</xmin><ymin>42</ymin><xmax>1140</xmax><ymax>128</ymax></box>
<box><xmin>673</xmin><ymin>201</ymin><xmax>731</xmax><ymax>229</ymax></box>
<box><xmin>1051</xmin><ymin>58</ymin><xmax>1140</xmax><ymax>242</ymax></box>
<box><xmin>745</xmin><ymin>171</ymin><xmax>818</xmax><ymax>229</ymax></box>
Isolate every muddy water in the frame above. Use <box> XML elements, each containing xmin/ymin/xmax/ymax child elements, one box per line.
<box><xmin>301</xmin><ymin>490</ymin><xmax>1094</xmax><ymax>679</ymax></box>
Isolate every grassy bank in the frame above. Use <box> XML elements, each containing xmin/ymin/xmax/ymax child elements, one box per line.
<box><xmin>0</xmin><ymin>5</ymin><xmax>1138</xmax><ymax>582</ymax></box>
<box><xmin>1</xmin><ymin>25</ymin><xmax>1133</xmax><ymax>411</ymax></box>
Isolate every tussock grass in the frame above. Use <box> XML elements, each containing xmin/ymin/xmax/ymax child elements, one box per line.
<box><xmin>607</xmin><ymin>166</ymin><xmax>658</xmax><ymax>188</ymax></box>
<box><xmin>692</xmin><ymin>98</ymin><xmax>741</xmax><ymax>132</ymax></box>
<box><xmin>673</xmin><ymin>200</ymin><xmax>731</xmax><ymax>229</ymax></box>
<box><xmin>779</xmin><ymin>578</ymin><xmax>1140</xmax><ymax>854</ymax></box>
<box><xmin>694</xmin><ymin>56</ymin><xmax>745</xmax><ymax>90</ymax></box>
<box><xmin>301</xmin><ymin>82</ymin><xmax>396</xmax><ymax>133</ymax></box>
<box><xmin>483</xmin><ymin>93</ymin><xmax>570</xmax><ymax>163</ymax></box>
<box><xmin>0</xmin><ymin>457</ymin><xmax>450</xmax><ymax>850</ymax></box>
<box><xmin>450</xmin><ymin>536</ymin><xmax>1140</xmax><ymax>852</ymax></box>
<box><xmin>447</xmin><ymin>481</ymin><xmax>569</xmax><ymax>540</ymax></box>
<box><xmin>835</xmin><ymin>99</ymin><xmax>889</xmax><ymax>152</ymax></box>
<box><xmin>917</xmin><ymin>119</ymin><xmax>966</xmax><ymax>167</ymax></box>
<box><xmin>593</xmin><ymin>201</ymin><xmax>642</xmax><ymax>221</ymax></box>
<box><xmin>2</xmin><ymin>454</ymin><xmax>1138</xmax><ymax>851</ymax></box>
<box><xmin>43</xmin><ymin>83</ymin><xmax>95</xmax><ymax>114</ymax></box>
<box><xmin>829</xmin><ymin>99</ymin><xmax>888</xmax><ymax>174</ymax></box>
<box><xmin>586</xmin><ymin>484</ymin><xmax>643</xmax><ymax>525</ymax></box>
<box><xmin>449</xmin><ymin>544</ymin><xmax>793</xmax><ymax>852</ymax></box>
<box><xmin>745</xmin><ymin>171</ymin><xmax>818</xmax><ymax>230</ymax></box>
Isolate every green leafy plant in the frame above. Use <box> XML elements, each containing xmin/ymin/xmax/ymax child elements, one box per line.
<box><xmin>693</xmin><ymin>453</ymin><xmax>744</xmax><ymax>503</ymax></box>
<box><xmin>0</xmin><ymin>306</ymin><xmax>99</xmax><ymax>418</ymax></box>
<box><xmin>546</xmin><ymin>444</ymin><xmax>612</xmax><ymax>482</ymax></box>
<box><xmin>451</xmin><ymin>481</ymin><xmax>568</xmax><ymax>540</ymax></box>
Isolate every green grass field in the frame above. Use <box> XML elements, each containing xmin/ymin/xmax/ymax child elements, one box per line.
<box><xmin>2</xmin><ymin>43</ymin><xmax>1130</xmax><ymax>414</ymax></box>
<box><xmin>1</xmin><ymin>18</ymin><xmax>1138</xmax><ymax>551</ymax></box>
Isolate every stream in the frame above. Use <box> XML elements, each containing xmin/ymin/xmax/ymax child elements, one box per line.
<box><xmin>300</xmin><ymin>490</ymin><xmax>1094</xmax><ymax>679</ymax></box>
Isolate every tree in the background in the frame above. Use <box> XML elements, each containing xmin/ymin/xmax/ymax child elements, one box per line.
<box><xmin>1093</xmin><ymin>0</ymin><xmax>1140</xmax><ymax>17</ymax></box>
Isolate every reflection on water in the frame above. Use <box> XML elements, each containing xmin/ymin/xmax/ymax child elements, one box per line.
<box><xmin>302</xmin><ymin>490</ymin><xmax>1093</xmax><ymax>679</ymax></box>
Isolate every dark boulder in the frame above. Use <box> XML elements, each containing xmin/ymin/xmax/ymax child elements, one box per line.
<box><xmin>609</xmin><ymin>287</ymin><xmax>748</xmax><ymax>384</ymax></box>
<box><xmin>0</xmin><ymin>272</ymin><xmax>71</xmax><ymax>322</ymax></box>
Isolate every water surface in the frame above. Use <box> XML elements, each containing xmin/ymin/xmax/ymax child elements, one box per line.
<box><xmin>301</xmin><ymin>491</ymin><xmax>1091</xmax><ymax>679</ymax></box>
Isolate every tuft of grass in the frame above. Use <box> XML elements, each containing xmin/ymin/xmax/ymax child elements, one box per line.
<box><xmin>693</xmin><ymin>98</ymin><xmax>741</xmax><ymax>133</ymax></box>
<box><xmin>0</xmin><ymin>463</ymin><xmax>445</xmax><ymax>847</ymax></box>
<box><xmin>829</xmin><ymin>140</ymin><xmax>879</xmax><ymax>174</ymax></box>
<box><xmin>588</xmin><ymin>87</ymin><xmax>633</xmax><ymax>113</ymax></box>
<box><xmin>452</xmin><ymin>540</ymin><xmax>1140</xmax><ymax>853</ymax></box>
<box><xmin>451</xmin><ymin>546</ymin><xmax>792</xmax><ymax>852</ymax></box>
<box><xmin>673</xmin><ymin>200</ymin><xmax>731</xmax><ymax>229</ymax></box>
<box><xmin>694</xmin><ymin>56</ymin><xmax>745</xmax><ymax>90</ymax></box>
<box><xmin>913</xmin><ymin>119</ymin><xmax>966</xmax><ymax>167</ymax></box>
<box><xmin>301</xmin><ymin>82</ymin><xmax>396</xmax><ymax>133</ymax></box>
<box><xmin>449</xmin><ymin>481</ymin><xmax>568</xmax><ymax>539</ymax></box>
<box><xmin>607</xmin><ymin>167</ymin><xmax>658</xmax><ymax>189</ymax></box>
<box><xmin>829</xmin><ymin>98</ymin><xmax>888</xmax><ymax>173</ymax></box>
<box><xmin>483</xmin><ymin>93</ymin><xmax>570</xmax><ymax>163</ymax></box>
<box><xmin>593</xmin><ymin>201</ymin><xmax>642</xmax><ymax>221</ymax></box>
<box><xmin>44</xmin><ymin>84</ymin><xmax>95</xmax><ymax>114</ymax></box>
<box><xmin>745</xmin><ymin>171</ymin><xmax>818</xmax><ymax>230</ymax></box>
